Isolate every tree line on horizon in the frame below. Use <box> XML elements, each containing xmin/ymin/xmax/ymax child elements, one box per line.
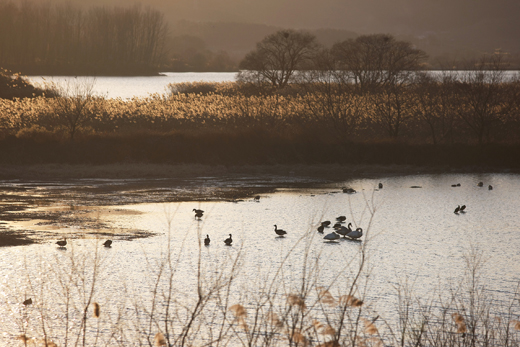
<box><xmin>2</xmin><ymin>0</ymin><xmax>520</xmax><ymax>76</ymax></box>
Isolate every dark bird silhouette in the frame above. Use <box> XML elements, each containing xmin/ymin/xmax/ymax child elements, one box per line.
<box><xmin>317</xmin><ymin>225</ymin><xmax>324</xmax><ymax>233</ymax></box>
<box><xmin>193</xmin><ymin>209</ymin><xmax>204</xmax><ymax>219</ymax></box>
<box><xmin>321</xmin><ymin>221</ymin><xmax>331</xmax><ymax>227</ymax></box>
<box><xmin>254</xmin><ymin>195</ymin><xmax>260</xmax><ymax>202</ymax></box>
<box><xmin>477</xmin><ymin>182</ymin><xmax>483</xmax><ymax>187</ymax></box>
<box><xmin>224</xmin><ymin>234</ymin><xmax>232</xmax><ymax>246</ymax></box>
<box><xmin>346</xmin><ymin>227</ymin><xmax>363</xmax><ymax>240</ymax></box>
<box><xmin>333</xmin><ymin>223</ymin><xmax>342</xmax><ymax>229</ymax></box>
<box><xmin>343</xmin><ymin>187</ymin><xmax>356</xmax><ymax>194</ymax></box>
<box><xmin>488</xmin><ymin>185</ymin><xmax>493</xmax><ymax>190</ymax></box>
<box><xmin>336</xmin><ymin>216</ymin><xmax>347</xmax><ymax>222</ymax></box>
<box><xmin>454</xmin><ymin>205</ymin><xmax>460</xmax><ymax>214</ymax></box>
<box><xmin>56</xmin><ymin>239</ymin><xmax>67</xmax><ymax>247</ymax></box>
<box><xmin>204</xmin><ymin>234</ymin><xmax>210</xmax><ymax>246</ymax></box>
<box><xmin>378</xmin><ymin>182</ymin><xmax>383</xmax><ymax>189</ymax></box>
<box><xmin>274</xmin><ymin>225</ymin><xmax>287</xmax><ymax>236</ymax></box>
<box><xmin>460</xmin><ymin>205</ymin><xmax>466</xmax><ymax>212</ymax></box>
<box><xmin>23</xmin><ymin>298</ymin><xmax>32</xmax><ymax>306</ymax></box>
<box><xmin>323</xmin><ymin>232</ymin><xmax>340</xmax><ymax>241</ymax></box>
<box><xmin>103</xmin><ymin>240</ymin><xmax>112</xmax><ymax>247</ymax></box>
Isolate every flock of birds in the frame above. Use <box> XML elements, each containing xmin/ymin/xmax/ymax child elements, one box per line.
<box><xmin>452</xmin><ymin>181</ymin><xmax>493</xmax><ymax>214</ymax></box>
<box><xmin>55</xmin><ymin>238</ymin><xmax>112</xmax><ymax>248</ymax></box>
<box><xmin>52</xmin><ymin>180</ymin><xmax>494</xmax><ymax>249</ymax></box>
<box><xmin>194</xmin><ymin>187</ymin><xmax>368</xmax><ymax>247</ymax></box>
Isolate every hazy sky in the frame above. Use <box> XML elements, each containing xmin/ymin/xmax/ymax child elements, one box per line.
<box><xmin>35</xmin><ymin>0</ymin><xmax>520</xmax><ymax>53</ymax></box>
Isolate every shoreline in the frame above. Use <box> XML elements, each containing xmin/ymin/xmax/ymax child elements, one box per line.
<box><xmin>1</xmin><ymin>163</ymin><xmax>517</xmax><ymax>248</ymax></box>
<box><xmin>1</xmin><ymin>163</ymin><xmax>516</xmax><ymax>181</ymax></box>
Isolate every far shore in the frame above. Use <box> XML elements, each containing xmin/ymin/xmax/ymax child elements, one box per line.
<box><xmin>1</xmin><ymin>163</ymin><xmax>516</xmax><ymax>181</ymax></box>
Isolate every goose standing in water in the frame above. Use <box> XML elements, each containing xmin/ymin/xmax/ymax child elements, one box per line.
<box><xmin>274</xmin><ymin>225</ymin><xmax>287</xmax><ymax>237</ymax></box>
<box><xmin>204</xmin><ymin>235</ymin><xmax>210</xmax><ymax>246</ymax></box>
<box><xmin>346</xmin><ymin>227</ymin><xmax>363</xmax><ymax>240</ymax></box>
<box><xmin>335</xmin><ymin>222</ymin><xmax>352</xmax><ymax>238</ymax></box>
<box><xmin>56</xmin><ymin>239</ymin><xmax>67</xmax><ymax>247</ymax></box>
<box><xmin>193</xmin><ymin>209</ymin><xmax>204</xmax><ymax>220</ymax></box>
<box><xmin>103</xmin><ymin>240</ymin><xmax>112</xmax><ymax>247</ymax></box>
<box><xmin>224</xmin><ymin>234</ymin><xmax>233</xmax><ymax>246</ymax></box>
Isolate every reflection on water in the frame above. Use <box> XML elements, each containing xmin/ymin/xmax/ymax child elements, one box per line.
<box><xmin>1</xmin><ymin>173</ymin><xmax>519</xmax><ymax>345</ymax></box>
<box><xmin>27</xmin><ymin>72</ymin><xmax>236</xmax><ymax>99</ymax></box>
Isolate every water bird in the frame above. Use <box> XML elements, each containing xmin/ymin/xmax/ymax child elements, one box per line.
<box><xmin>254</xmin><ymin>195</ymin><xmax>260</xmax><ymax>202</ymax></box>
<box><xmin>477</xmin><ymin>182</ymin><xmax>483</xmax><ymax>187</ymax></box>
<box><xmin>488</xmin><ymin>185</ymin><xmax>493</xmax><ymax>190</ymax></box>
<box><xmin>451</xmin><ymin>183</ymin><xmax>461</xmax><ymax>187</ymax></box>
<box><xmin>346</xmin><ymin>227</ymin><xmax>363</xmax><ymax>240</ymax></box>
<box><xmin>336</xmin><ymin>216</ymin><xmax>347</xmax><ymax>222</ymax></box>
<box><xmin>274</xmin><ymin>225</ymin><xmax>287</xmax><ymax>236</ymax></box>
<box><xmin>343</xmin><ymin>187</ymin><xmax>356</xmax><ymax>194</ymax></box>
<box><xmin>321</xmin><ymin>221</ymin><xmax>331</xmax><ymax>227</ymax></box>
<box><xmin>460</xmin><ymin>205</ymin><xmax>466</xmax><ymax>212</ymax></box>
<box><xmin>454</xmin><ymin>205</ymin><xmax>460</xmax><ymax>214</ymax></box>
<box><xmin>193</xmin><ymin>209</ymin><xmax>204</xmax><ymax>219</ymax></box>
<box><xmin>204</xmin><ymin>234</ymin><xmax>210</xmax><ymax>245</ymax></box>
<box><xmin>317</xmin><ymin>225</ymin><xmax>324</xmax><ymax>233</ymax></box>
<box><xmin>23</xmin><ymin>298</ymin><xmax>32</xmax><ymax>306</ymax></box>
<box><xmin>378</xmin><ymin>182</ymin><xmax>383</xmax><ymax>189</ymax></box>
<box><xmin>224</xmin><ymin>234</ymin><xmax>233</xmax><ymax>246</ymax></box>
<box><xmin>56</xmin><ymin>239</ymin><xmax>67</xmax><ymax>247</ymax></box>
<box><xmin>323</xmin><ymin>232</ymin><xmax>340</xmax><ymax>242</ymax></box>
<box><xmin>333</xmin><ymin>223</ymin><xmax>342</xmax><ymax>229</ymax></box>
<box><xmin>335</xmin><ymin>222</ymin><xmax>353</xmax><ymax>237</ymax></box>
<box><xmin>103</xmin><ymin>240</ymin><xmax>112</xmax><ymax>247</ymax></box>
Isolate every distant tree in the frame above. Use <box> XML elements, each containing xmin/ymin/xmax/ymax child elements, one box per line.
<box><xmin>331</xmin><ymin>34</ymin><xmax>428</xmax><ymax>92</ymax></box>
<box><xmin>237</xmin><ymin>29</ymin><xmax>320</xmax><ymax>89</ymax></box>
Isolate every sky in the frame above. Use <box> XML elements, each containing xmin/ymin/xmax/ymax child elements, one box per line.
<box><xmin>34</xmin><ymin>0</ymin><xmax>520</xmax><ymax>55</ymax></box>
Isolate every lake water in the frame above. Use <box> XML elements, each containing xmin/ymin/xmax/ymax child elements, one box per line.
<box><xmin>26</xmin><ymin>70</ymin><xmax>519</xmax><ymax>101</ymax></box>
<box><xmin>27</xmin><ymin>72</ymin><xmax>237</xmax><ymax>100</ymax></box>
<box><xmin>1</xmin><ymin>173</ymin><xmax>519</xmax><ymax>345</ymax></box>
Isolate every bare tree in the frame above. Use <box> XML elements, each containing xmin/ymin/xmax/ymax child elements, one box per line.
<box><xmin>51</xmin><ymin>77</ymin><xmax>99</xmax><ymax>141</ymax></box>
<box><xmin>452</xmin><ymin>54</ymin><xmax>520</xmax><ymax>144</ymax></box>
<box><xmin>331</xmin><ymin>34</ymin><xmax>428</xmax><ymax>93</ymax></box>
<box><xmin>237</xmin><ymin>30</ymin><xmax>320</xmax><ymax>89</ymax></box>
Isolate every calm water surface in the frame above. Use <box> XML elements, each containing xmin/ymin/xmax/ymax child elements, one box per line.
<box><xmin>1</xmin><ymin>173</ymin><xmax>519</xmax><ymax>345</ymax></box>
<box><xmin>27</xmin><ymin>72</ymin><xmax>237</xmax><ymax>99</ymax></box>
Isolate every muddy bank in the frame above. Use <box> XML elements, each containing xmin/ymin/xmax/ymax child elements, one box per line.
<box><xmin>1</xmin><ymin>163</ymin><xmax>515</xmax><ymax>247</ymax></box>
